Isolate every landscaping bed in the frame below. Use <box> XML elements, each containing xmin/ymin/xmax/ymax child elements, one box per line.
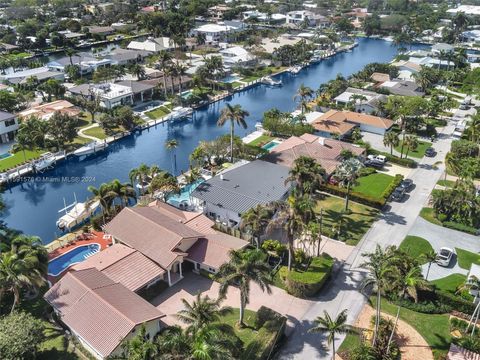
<box><xmin>394</xmin><ymin>139</ymin><xmax>432</xmax><ymax>159</ymax></box>
<box><xmin>420</xmin><ymin>207</ymin><xmax>478</xmax><ymax>234</ymax></box>
<box><xmin>0</xmin><ymin>149</ymin><xmax>43</xmax><ymax>172</ymax></box>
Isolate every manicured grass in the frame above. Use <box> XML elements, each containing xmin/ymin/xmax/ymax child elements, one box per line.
<box><xmin>420</xmin><ymin>207</ymin><xmax>443</xmax><ymax>226</ymax></box>
<box><xmin>315</xmin><ymin>195</ymin><xmax>379</xmax><ymax>245</ymax></box>
<box><xmin>431</xmin><ymin>274</ymin><xmax>467</xmax><ymax>294</ymax></box>
<box><xmin>338</xmin><ymin>327</ymin><xmax>362</xmax><ymax>354</ymax></box>
<box><xmin>241</xmin><ymin>75</ymin><xmax>261</xmax><ymax>83</ymax></box>
<box><xmin>437</xmin><ymin>179</ymin><xmax>456</xmax><ymax>188</ymax></box>
<box><xmin>145</xmin><ymin>106</ymin><xmax>171</xmax><ymax>119</ymax></box>
<box><xmin>248</xmin><ymin>135</ymin><xmax>275</xmax><ymax>147</ymax></box>
<box><xmin>399</xmin><ymin>235</ymin><xmax>434</xmax><ymax>264</ymax></box>
<box><xmin>352</xmin><ymin>173</ymin><xmax>395</xmax><ymax>199</ymax></box>
<box><xmin>0</xmin><ymin>149</ymin><xmax>43</xmax><ymax>172</ymax></box>
<box><xmin>455</xmin><ymin>248</ymin><xmax>480</xmax><ymax>270</ymax></box>
<box><xmin>394</xmin><ymin>139</ymin><xmax>432</xmax><ymax>159</ymax></box>
<box><xmin>232</xmin><ymin>81</ymin><xmax>243</xmax><ymax>88</ymax></box>
<box><xmin>279</xmin><ymin>255</ymin><xmax>334</xmax><ymax>285</ymax></box>
<box><xmin>82</xmin><ymin>126</ymin><xmax>107</xmax><ymax>140</ymax></box>
<box><xmin>374</xmin><ymin>297</ymin><xmax>451</xmax><ymax>358</ymax></box>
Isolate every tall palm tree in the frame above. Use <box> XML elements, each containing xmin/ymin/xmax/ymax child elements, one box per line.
<box><xmin>286</xmin><ymin>156</ymin><xmax>325</xmax><ymax>196</ymax></box>
<box><xmin>404</xmin><ymin>135</ymin><xmax>418</xmax><ymax>159</ymax></box>
<box><xmin>157</xmin><ymin>50</ymin><xmax>172</xmax><ymax>97</ymax></box>
<box><xmin>216</xmin><ymin>249</ymin><xmax>272</xmax><ymax>327</ymax></box>
<box><xmin>64</xmin><ymin>47</ymin><xmax>78</xmax><ymax>66</ymax></box>
<box><xmin>240</xmin><ymin>204</ymin><xmax>273</xmax><ymax>248</ymax></box>
<box><xmin>383</xmin><ymin>131</ymin><xmax>399</xmax><ymax>155</ymax></box>
<box><xmin>110</xmin><ymin>179</ymin><xmax>136</xmax><ymax>209</ymax></box>
<box><xmin>308</xmin><ymin>309</ymin><xmax>350</xmax><ymax>358</ymax></box>
<box><xmin>421</xmin><ymin>250</ymin><xmax>437</xmax><ymax>281</ymax></box>
<box><xmin>129</xmin><ymin>163</ymin><xmax>151</xmax><ymax>196</ymax></box>
<box><xmin>395</xmin><ymin>266</ymin><xmax>427</xmax><ymax>303</ymax></box>
<box><xmin>333</xmin><ymin>158</ymin><xmax>364</xmax><ymax>212</ymax></box>
<box><xmin>174</xmin><ymin>62</ymin><xmax>188</xmax><ymax>94</ymax></box>
<box><xmin>149</xmin><ymin>171</ymin><xmax>179</xmax><ymax>201</ymax></box>
<box><xmin>10</xmin><ymin>235</ymin><xmax>48</xmax><ymax>275</ymax></box>
<box><xmin>466</xmin><ymin>114</ymin><xmax>480</xmax><ymax>143</ymax></box>
<box><xmin>217</xmin><ymin>104</ymin><xmax>249</xmax><ymax>162</ymax></box>
<box><xmin>0</xmin><ymin>252</ymin><xmax>45</xmax><ymax>313</ymax></box>
<box><xmin>165</xmin><ymin>139</ymin><xmax>179</xmax><ymax>175</ymax></box>
<box><xmin>177</xmin><ymin>294</ymin><xmax>233</xmax><ymax>334</ymax></box>
<box><xmin>87</xmin><ymin>183</ymin><xmax>117</xmax><ymax>224</ymax></box>
<box><xmin>294</xmin><ymin>84</ymin><xmax>314</xmax><ymax>114</ymax></box>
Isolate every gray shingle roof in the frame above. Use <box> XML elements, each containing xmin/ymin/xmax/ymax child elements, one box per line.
<box><xmin>191</xmin><ymin>160</ymin><xmax>290</xmax><ymax>214</ymax></box>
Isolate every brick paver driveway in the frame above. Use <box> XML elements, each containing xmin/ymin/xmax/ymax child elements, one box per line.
<box><xmin>150</xmin><ymin>272</ymin><xmax>313</xmax><ymax>332</ymax></box>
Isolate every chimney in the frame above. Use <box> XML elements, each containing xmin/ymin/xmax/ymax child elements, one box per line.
<box><xmin>318</xmin><ymin>137</ymin><xmax>325</xmax><ymax>146</ymax></box>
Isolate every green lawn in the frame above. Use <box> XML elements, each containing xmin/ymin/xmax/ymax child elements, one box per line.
<box><xmin>337</xmin><ymin>327</ymin><xmax>362</xmax><ymax>354</ymax></box>
<box><xmin>352</xmin><ymin>173</ymin><xmax>395</xmax><ymax>199</ymax></box>
<box><xmin>419</xmin><ymin>207</ymin><xmax>443</xmax><ymax>226</ymax></box>
<box><xmin>241</xmin><ymin>75</ymin><xmax>261</xmax><ymax>83</ymax></box>
<box><xmin>455</xmin><ymin>248</ymin><xmax>480</xmax><ymax>270</ymax></box>
<box><xmin>232</xmin><ymin>81</ymin><xmax>243</xmax><ymax>88</ymax></box>
<box><xmin>437</xmin><ymin>179</ymin><xmax>456</xmax><ymax>188</ymax></box>
<box><xmin>248</xmin><ymin>135</ymin><xmax>275</xmax><ymax>147</ymax></box>
<box><xmin>395</xmin><ymin>139</ymin><xmax>432</xmax><ymax>159</ymax></box>
<box><xmin>279</xmin><ymin>255</ymin><xmax>334</xmax><ymax>285</ymax></box>
<box><xmin>374</xmin><ymin>297</ymin><xmax>451</xmax><ymax>358</ymax></box>
<box><xmin>399</xmin><ymin>235</ymin><xmax>434</xmax><ymax>264</ymax></box>
<box><xmin>431</xmin><ymin>274</ymin><xmax>467</xmax><ymax>294</ymax></box>
<box><xmin>315</xmin><ymin>195</ymin><xmax>379</xmax><ymax>245</ymax></box>
<box><xmin>82</xmin><ymin>126</ymin><xmax>108</xmax><ymax>140</ymax></box>
<box><xmin>145</xmin><ymin>106</ymin><xmax>172</xmax><ymax>119</ymax></box>
<box><xmin>0</xmin><ymin>149</ymin><xmax>43</xmax><ymax>172</ymax></box>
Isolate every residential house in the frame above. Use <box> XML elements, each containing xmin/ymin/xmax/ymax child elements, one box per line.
<box><xmin>191</xmin><ymin>23</ymin><xmax>241</xmax><ymax>44</ymax></box>
<box><xmin>378</xmin><ymin>79</ymin><xmax>425</xmax><ymax>97</ymax></box>
<box><xmin>47</xmin><ymin>53</ymin><xmax>113</xmax><ymax>76</ymax></box>
<box><xmin>86</xmin><ymin>26</ymin><xmax>115</xmax><ymax>39</ymax></box>
<box><xmin>105</xmin><ymin>48</ymin><xmax>150</xmax><ymax>66</ymax></box>
<box><xmin>447</xmin><ymin>5</ymin><xmax>480</xmax><ymax>16</ymax></box>
<box><xmin>127</xmin><ymin>37</ymin><xmax>175</xmax><ymax>53</ymax></box>
<box><xmin>58</xmin><ymin>30</ymin><xmax>85</xmax><ymax>42</ymax></box>
<box><xmin>391</xmin><ymin>60</ymin><xmax>422</xmax><ymax>80</ymax></box>
<box><xmin>44</xmin><ymin>268</ymin><xmax>165</xmax><ymax>360</ymax></box>
<box><xmin>431</xmin><ymin>43</ymin><xmax>454</xmax><ymax>55</ymax></box>
<box><xmin>0</xmin><ymin>66</ymin><xmax>65</xmax><ymax>85</ymax></box>
<box><xmin>286</xmin><ymin>10</ymin><xmax>328</xmax><ymax>27</ymax></box>
<box><xmin>334</xmin><ymin>87</ymin><xmax>387</xmax><ymax>114</ymax></box>
<box><xmin>0</xmin><ymin>42</ymin><xmax>19</xmax><ymax>53</ymax></box>
<box><xmin>461</xmin><ymin>30</ymin><xmax>480</xmax><ymax>43</ymax></box>
<box><xmin>69</xmin><ymin>83</ymin><xmax>134</xmax><ymax>109</ymax></box>
<box><xmin>0</xmin><ymin>111</ymin><xmax>18</xmax><ymax>144</ymax></box>
<box><xmin>260</xmin><ymin>34</ymin><xmax>313</xmax><ymax>54</ymax></box>
<box><xmin>117</xmin><ymin>80</ymin><xmax>155</xmax><ymax>103</ymax></box>
<box><xmin>18</xmin><ymin>100</ymin><xmax>80</xmax><ymax>121</ymax></box>
<box><xmin>370</xmin><ymin>72</ymin><xmax>390</xmax><ymax>83</ymax></box>
<box><xmin>262</xmin><ymin>133</ymin><xmax>365</xmax><ymax>176</ymax></box>
<box><xmin>208</xmin><ymin>5</ymin><xmax>231</xmax><ymax>21</ymax></box>
<box><xmin>191</xmin><ymin>160</ymin><xmax>290</xmax><ymax>227</ymax></box>
<box><xmin>408</xmin><ymin>56</ymin><xmax>454</xmax><ymax>70</ymax></box>
<box><xmin>312</xmin><ymin>109</ymin><xmax>394</xmax><ymax>137</ymax></box>
<box><xmin>219</xmin><ymin>46</ymin><xmax>256</xmax><ymax>68</ymax></box>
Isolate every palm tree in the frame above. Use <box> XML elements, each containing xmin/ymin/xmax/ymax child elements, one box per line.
<box><xmin>403</xmin><ymin>135</ymin><xmax>418</xmax><ymax>159</ymax></box>
<box><xmin>395</xmin><ymin>267</ymin><xmax>427</xmax><ymax>303</ymax></box>
<box><xmin>457</xmin><ymin>276</ymin><xmax>480</xmax><ymax>336</ymax></box>
<box><xmin>116</xmin><ymin>325</ymin><xmax>159</xmax><ymax>360</ymax></box>
<box><xmin>294</xmin><ymin>84</ymin><xmax>314</xmax><ymax>114</ymax></box>
<box><xmin>383</xmin><ymin>131</ymin><xmax>399</xmax><ymax>155</ymax></box>
<box><xmin>165</xmin><ymin>139</ymin><xmax>179</xmax><ymax>175</ymax></box>
<box><xmin>217</xmin><ymin>104</ymin><xmax>249</xmax><ymax>162</ymax></box>
<box><xmin>10</xmin><ymin>235</ymin><xmax>48</xmax><ymax>275</ymax></box>
<box><xmin>240</xmin><ymin>205</ymin><xmax>273</xmax><ymax>248</ymax></box>
<box><xmin>216</xmin><ymin>249</ymin><xmax>272</xmax><ymax>327</ymax></box>
<box><xmin>0</xmin><ymin>252</ymin><xmax>45</xmax><ymax>313</ymax></box>
<box><xmin>308</xmin><ymin>309</ymin><xmax>350</xmax><ymax>358</ymax></box>
<box><xmin>421</xmin><ymin>250</ymin><xmax>437</xmax><ymax>281</ymax></box>
<box><xmin>333</xmin><ymin>158</ymin><xmax>364</xmax><ymax>212</ymax></box>
<box><xmin>87</xmin><ymin>183</ymin><xmax>117</xmax><ymax>224</ymax></box>
<box><xmin>129</xmin><ymin>163</ymin><xmax>151</xmax><ymax>196</ymax></box>
<box><xmin>286</xmin><ymin>156</ymin><xmax>325</xmax><ymax>196</ymax></box>
<box><xmin>177</xmin><ymin>293</ymin><xmax>233</xmax><ymax>334</ymax></box>
<box><xmin>149</xmin><ymin>171</ymin><xmax>179</xmax><ymax>201</ymax></box>
<box><xmin>64</xmin><ymin>47</ymin><xmax>78</xmax><ymax>66</ymax></box>
<box><xmin>174</xmin><ymin>62</ymin><xmax>188</xmax><ymax>94</ymax></box>
<box><xmin>110</xmin><ymin>179</ymin><xmax>136</xmax><ymax>209</ymax></box>
<box><xmin>466</xmin><ymin>114</ymin><xmax>480</xmax><ymax>143</ymax></box>
<box><xmin>157</xmin><ymin>50</ymin><xmax>172</xmax><ymax>97</ymax></box>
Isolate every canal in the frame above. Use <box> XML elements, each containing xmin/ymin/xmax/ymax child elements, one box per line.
<box><xmin>1</xmin><ymin>38</ymin><xmax>428</xmax><ymax>243</ymax></box>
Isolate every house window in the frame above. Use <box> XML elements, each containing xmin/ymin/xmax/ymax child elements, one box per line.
<box><xmin>4</xmin><ymin>119</ymin><xmax>15</xmax><ymax>127</ymax></box>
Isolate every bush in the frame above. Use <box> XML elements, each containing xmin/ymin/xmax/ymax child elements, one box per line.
<box><xmin>390</xmin><ymin>298</ymin><xmax>451</xmax><ymax>314</ymax></box>
<box><xmin>358</xmin><ymin>167</ymin><xmax>377</xmax><ymax>177</ymax></box>
<box><xmin>369</xmin><ymin>149</ymin><xmax>417</xmax><ymax>168</ymax></box>
<box><xmin>435</xmin><ymin>290</ymin><xmax>476</xmax><ymax>316</ymax></box>
<box><xmin>381</xmin><ymin>174</ymin><xmax>404</xmax><ymax>199</ymax></box>
<box><xmin>255</xmin><ymin>306</ymin><xmax>282</xmax><ymax>329</ymax></box>
<box><xmin>443</xmin><ymin>221</ymin><xmax>479</xmax><ymax>235</ymax></box>
<box><xmin>320</xmin><ymin>183</ymin><xmax>386</xmax><ymax>209</ymax></box>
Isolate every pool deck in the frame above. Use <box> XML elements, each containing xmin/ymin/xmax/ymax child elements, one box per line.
<box><xmin>47</xmin><ymin>231</ymin><xmax>112</xmax><ymax>284</ymax></box>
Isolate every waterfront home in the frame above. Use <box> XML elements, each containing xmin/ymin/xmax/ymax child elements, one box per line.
<box><xmin>191</xmin><ymin>23</ymin><xmax>243</xmax><ymax>44</ymax></box>
<box><xmin>191</xmin><ymin>160</ymin><xmax>290</xmax><ymax>227</ymax></box>
<box><xmin>18</xmin><ymin>100</ymin><xmax>80</xmax><ymax>121</ymax></box>
<box><xmin>219</xmin><ymin>46</ymin><xmax>257</xmax><ymax>68</ymax></box>
<box><xmin>105</xmin><ymin>48</ymin><xmax>150</xmax><ymax>66</ymax></box>
<box><xmin>334</xmin><ymin>87</ymin><xmax>387</xmax><ymax>114</ymax></box>
<box><xmin>85</xmin><ymin>26</ymin><xmax>115</xmax><ymax>39</ymax></box>
<box><xmin>242</xmin><ymin>10</ymin><xmax>286</xmax><ymax>23</ymax></box>
<box><xmin>260</xmin><ymin>34</ymin><xmax>313</xmax><ymax>54</ymax></box>
<box><xmin>0</xmin><ymin>111</ymin><xmax>18</xmax><ymax>144</ymax></box>
<box><xmin>207</xmin><ymin>5</ymin><xmax>231</xmax><ymax>21</ymax></box>
<box><xmin>286</xmin><ymin>10</ymin><xmax>329</xmax><ymax>28</ymax></box>
<box><xmin>408</xmin><ymin>56</ymin><xmax>454</xmax><ymax>70</ymax></box>
<box><xmin>47</xmin><ymin>53</ymin><xmax>113</xmax><ymax>76</ymax></box>
<box><xmin>44</xmin><ymin>268</ymin><xmax>165</xmax><ymax>360</ymax></box>
<box><xmin>370</xmin><ymin>72</ymin><xmax>390</xmax><ymax>83</ymax></box>
<box><xmin>431</xmin><ymin>43</ymin><xmax>454</xmax><ymax>55</ymax></box>
<box><xmin>312</xmin><ymin>110</ymin><xmax>394</xmax><ymax>137</ymax></box>
<box><xmin>377</xmin><ymin>79</ymin><xmax>425</xmax><ymax>97</ymax></box>
<box><xmin>462</xmin><ymin>30</ymin><xmax>480</xmax><ymax>43</ymax></box>
<box><xmin>391</xmin><ymin>60</ymin><xmax>422</xmax><ymax>80</ymax></box>
<box><xmin>127</xmin><ymin>37</ymin><xmax>175</xmax><ymax>53</ymax></box>
<box><xmin>0</xmin><ymin>42</ymin><xmax>19</xmax><ymax>53</ymax></box>
<box><xmin>0</xmin><ymin>66</ymin><xmax>65</xmax><ymax>85</ymax></box>
<box><xmin>117</xmin><ymin>80</ymin><xmax>155</xmax><ymax>103</ymax></box>
<box><xmin>262</xmin><ymin>133</ymin><xmax>365</xmax><ymax>176</ymax></box>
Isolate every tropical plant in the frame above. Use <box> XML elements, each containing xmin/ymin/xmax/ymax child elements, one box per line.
<box><xmin>294</xmin><ymin>84</ymin><xmax>314</xmax><ymax>114</ymax></box>
<box><xmin>421</xmin><ymin>250</ymin><xmax>437</xmax><ymax>281</ymax></box>
<box><xmin>165</xmin><ymin>139</ymin><xmax>179</xmax><ymax>175</ymax></box>
<box><xmin>333</xmin><ymin>158</ymin><xmax>364</xmax><ymax>212</ymax></box>
<box><xmin>115</xmin><ymin>325</ymin><xmax>158</xmax><ymax>360</ymax></box>
<box><xmin>308</xmin><ymin>309</ymin><xmax>350</xmax><ymax>357</ymax></box>
<box><xmin>383</xmin><ymin>131</ymin><xmax>399</xmax><ymax>155</ymax></box>
<box><xmin>129</xmin><ymin>163</ymin><xmax>151</xmax><ymax>196</ymax></box>
<box><xmin>240</xmin><ymin>205</ymin><xmax>273</xmax><ymax>248</ymax></box>
<box><xmin>87</xmin><ymin>182</ymin><xmax>118</xmax><ymax>223</ymax></box>
<box><xmin>286</xmin><ymin>156</ymin><xmax>326</xmax><ymax>196</ymax></box>
<box><xmin>403</xmin><ymin>135</ymin><xmax>418</xmax><ymax>159</ymax></box>
<box><xmin>394</xmin><ymin>266</ymin><xmax>427</xmax><ymax>303</ymax></box>
<box><xmin>217</xmin><ymin>104</ymin><xmax>249</xmax><ymax>162</ymax></box>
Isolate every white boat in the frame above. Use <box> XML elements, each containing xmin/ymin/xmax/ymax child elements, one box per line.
<box><xmin>73</xmin><ymin>141</ymin><xmax>108</xmax><ymax>156</ymax></box>
<box><xmin>260</xmin><ymin>76</ymin><xmax>282</xmax><ymax>86</ymax></box>
<box><xmin>56</xmin><ymin>199</ymin><xmax>100</xmax><ymax>230</ymax></box>
<box><xmin>33</xmin><ymin>152</ymin><xmax>56</xmax><ymax>172</ymax></box>
<box><xmin>168</xmin><ymin>106</ymin><xmax>193</xmax><ymax>120</ymax></box>
<box><xmin>289</xmin><ymin>65</ymin><xmax>302</xmax><ymax>74</ymax></box>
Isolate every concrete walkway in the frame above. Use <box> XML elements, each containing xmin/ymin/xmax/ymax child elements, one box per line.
<box><xmin>78</xmin><ymin>123</ymin><xmax>102</xmax><ymax>141</ymax></box>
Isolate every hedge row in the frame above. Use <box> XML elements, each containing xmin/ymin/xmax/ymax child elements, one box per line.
<box><xmin>435</xmin><ymin>290</ymin><xmax>476</xmax><ymax>316</ymax></box>
<box><xmin>369</xmin><ymin>149</ymin><xmax>417</xmax><ymax>168</ymax></box>
<box><xmin>443</xmin><ymin>221</ymin><xmax>479</xmax><ymax>235</ymax></box>
<box><xmin>320</xmin><ymin>183</ymin><xmax>386</xmax><ymax>209</ymax></box>
<box><xmin>381</xmin><ymin>174</ymin><xmax>404</xmax><ymax>199</ymax></box>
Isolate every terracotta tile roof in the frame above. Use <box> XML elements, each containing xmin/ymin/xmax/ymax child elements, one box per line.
<box><xmin>320</xmin><ymin>110</ymin><xmax>394</xmax><ymax>130</ymax></box>
<box><xmin>187</xmin><ymin>233</ymin><xmax>248</xmax><ymax>269</ymax></box>
<box><xmin>263</xmin><ymin>133</ymin><xmax>365</xmax><ymax>174</ymax></box>
<box><xmin>311</xmin><ymin>111</ymin><xmax>356</xmax><ymax>136</ymax></box>
<box><xmin>370</xmin><ymin>72</ymin><xmax>390</xmax><ymax>83</ymax></box>
<box><xmin>44</xmin><ymin>268</ymin><xmax>164</xmax><ymax>358</ymax></box>
<box><xmin>18</xmin><ymin>100</ymin><xmax>80</xmax><ymax>120</ymax></box>
<box><xmin>73</xmin><ymin>244</ymin><xmax>165</xmax><ymax>292</ymax></box>
<box><xmin>448</xmin><ymin>344</ymin><xmax>480</xmax><ymax>360</ymax></box>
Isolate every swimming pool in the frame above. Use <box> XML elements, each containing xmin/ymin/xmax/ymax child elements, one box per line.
<box><xmin>262</xmin><ymin>140</ymin><xmax>281</xmax><ymax>151</ymax></box>
<box><xmin>133</xmin><ymin>100</ymin><xmax>163</xmax><ymax>112</ymax></box>
<box><xmin>167</xmin><ymin>179</ymin><xmax>204</xmax><ymax>208</ymax></box>
<box><xmin>221</xmin><ymin>74</ymin><xmax>241</xmax><ymax>83</ymax></box>
<box><xmin>0</xmin><ymin>152</ymin><xmax>12</xmax><ymax>160</ymax></box>
<box><xmin>48</xmin><ymin>243</ymin><xmax>100</xmax><ymax>276</ymax></box>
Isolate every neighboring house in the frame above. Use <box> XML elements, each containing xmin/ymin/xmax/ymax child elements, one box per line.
<box><xmin>86</xmin><ymin>26</ymin><xmax>115</xmax><ymax>39</ymax></box>
<box><xmin>0</xmin><ymin>111</ymin><xmax>18</xmax><ymax>144</ymax></box>
<box><xmin>447</xmin><ymin>344</ymin><xmax>480</xmax><ymax>360</ymax></box>
<box><xmin>378</xmin><ymin>79</ymin><xmax>425</xmax><ymax>97</ymax></box>
<box><xmin>431</xmin><ymin>42</ymin><xmax>454</xmax><ymax>55</ymax></box>
<box><xmin>117</xmin><ymin>80</ymin><xmax>155</xmax><ymax>103</ymax></box>
<box><xmin>18</xmin><ymin>100</ymin><xmax>80</xmax><ymax>121</ymax></box>
<box><xmin>0</xmin><ymin>66</ymin><xmax>65</xmax><ymax>85</ymax></box>
<box><xmin>47</xmin><ymin>53</ymin><xmax>113</xmax><ymax>75</ymax></box>
<box><xmin>0</xmin><ymin>42</ymin><xmax>19</xmax><ymax>53</ymax></box>
<box><xmin>58</xmin><ymin>30</ymin><xmax>85</xmax><ymax>41</ymax></box>
<box><xmin>262</xmin><ymin>133</ymin><xmax>365</xmax><ymax>176</ymax></box>
<box><xmin>447</xmin><ymin>5</ymin><xmax>480</xmax><ymax>16</ymax></box>
<box><xmin>286</xmin><ymin>10</ymin><xmax>328</xmax><ymax>27</ymax></box>
<box><xmin>105</xmin><ymin>48</ymin><xmax>150</xmax><ymax>66</ymax></box>
<box><xmin>334</xmin><ymin>87</ymin><xmax>387</xmax><ymax>114</ymax></box>
<box><xmin>311</xmin><ymin>113</ymin><xmax>356</xmax><ymax>139</ymax></box>
<box><xmin>140</xmin><ymin>76</ymin><xmax>193</xmax><ymax>93</ymax></box>
<box><xmin>69</xmin><ymin>83</ymin><xmax>134</xmax><ymax>109</ymax></box>
<box><xmin>127</xmin><ymin>37</ymin><xmax>175</xmax><ymax>53</ymax></box>
<box><xmin>461</xmin><ymin>30</ymin><xmax>480</xmax><ymax>43</ymax></box>
<box><xmin>391</xmin><ymin>60</ymin><xmax>422</xmax><ymax>80</ymax></box>
<box><xmin>408</xmin><ymin>56</ymin><xmax>454</xmax><ymax>70</ymax></box>
<box><xmin>313</xmin><ymin>109</ymin><xmax>394</xmax><ymax>136</ymax></box>
<box><xmin>191</xmin><ymin>23</ymin><xmax>242</xmax><ymax>44</ymax></box>
<box><xmin>44</xmin><ymin>268</ymin><xmax>165</xmax><ymax>360</ymax></box>
<box><xmin>370</xmin><ymin>72</ymin><xmax>390</xmax><ymax>83</ymax></box>
<box><xmin>219</xmin><ymin>46</ymin><xmax>256</xmax><ymax>67</ymax></box>
<box><xmin>260</xmin><ymin>34</ymin><xmax>312</xmax><ymax>54</ymax></box>
<box><xmin>207</xmin><ymin>5</ymin><xmax>231</xmax><ymax>20</ymax></box>
<box><xmin>191</xmin><ymin>160</ymin><xmax>290</xmax><ymax>227</ymax></box>
<box><xmin>466</xmin><ymin>263</ymin><xmax>480</xmax><ymax>297</ymax></box>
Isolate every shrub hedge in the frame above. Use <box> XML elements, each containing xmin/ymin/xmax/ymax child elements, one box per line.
<box><xmin>435</xmin><ymin>290</ymin><xmax>476</xmax><ymax>316</ymax></box>
<box><xmin>443</xmin><ymin>221</ymin><xmax>479</xmax><ymax>235</ymax></box>
<box><xmin>369</xmin><ymin>149</ymin><xmax>417</xmax><ymax>168</ymax></box>
<box><xmin>320</xmin><ymin>184</ymin><xmax>386</xmax><ymax>209</ymax></box>
<box><xmin>381</xmin><ymin>174</ymin><xmax>404</xmax><ymax>200</ymax></box>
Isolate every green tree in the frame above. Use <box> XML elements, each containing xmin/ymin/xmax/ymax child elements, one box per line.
<box><xmin>47</xmin><ymin>112</ymin><xmax>79</xmax><ymax>150</ymax></box>
<box><xmin>403</xmin><ymin>135</ymin><xmax>418</xmax><ymax>159</ymax></box>
<box><xmin>294</xmin><ymin>84</ymin><xmax>314</xmax><ymax>114</ymax></box>
<box><xmin>286</xmin><ymin>156</ymin><xmax>325</xmax><ymax>196</ymax></box>
<box><xmin>165</xmin><ymin>139</ymin><xmax>179</xmax><ymax>175</ymax></box>
<box><xmin>240</xmin><ymin>205</ymin><xmax>273</xmax><ymax>248</ymax></box>
<box><xmin>383</xmin><ymin>131</ymin><xmax>399</xmax><ymax>155</ymax></box>
<box><xmin>395</xmin><ymin>266</ymin><xmax>427</xmax><ymax>303</ymax></box>
<box><xmin>421</xmin><ymin>250</ymin><xmax>437</xmax><ymax>281</ymax></box>
<box><xmin>308</xmin><ymin>309</ymin><xmax>350</xmax><ymax>357</ymax></box>
<box><xmin>217</xmin><ymin>104</ymin><xmax>249</xmax><ymax>162</ymax></box>
<box><xmin>87</xmin><ymin>182</ymin><xmax>118</xmax><ymax>223</ymax></box>
<box><xmin>129</xmin><ymin>163</ymin><xmax>151</xmax><ymax>196</ymax></box>
<box><xmin>333</xmin><ymin>158</ymin><xmax>364</xmax><ymax>212</ymax></box>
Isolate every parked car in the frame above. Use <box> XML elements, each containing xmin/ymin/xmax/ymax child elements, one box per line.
<box><xmin>391</xmin><ymin>186</ymin><xmax>405</xmax><ymax>201</ymax></box>
<box><xmin>399</xmin><ymin>179</ymin><xmax>414</xmax><ymax>191</ymax></box>
<box><xmin>459</xmin><ymin>104</ymin><xmax>470</xmax><ymax>110</ymax></box>
<box><xmin>367</xmin><ymin>154</ymin><xmax>387</xmax><ymax>163</ymax></box>
<box><xmin>436</xmin><ymin>247</ymin><xmax>454</xmax><ymax>267</ymax></box>
<box><xmin>365</xmin><ymin>159</ymin><xmax>384</xmax><ymax>169</ymax></box>
<box><xmin>425</xmin><ymin>147</ymin><xmax>436</xmax><ymax>157</ymax></box>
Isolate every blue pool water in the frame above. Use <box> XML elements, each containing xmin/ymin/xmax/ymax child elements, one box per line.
<box><xmin>222</xmin><ymin>74</ymin><xmax>241</xmax><ymax>83</ymax></box>
<box><xmin>262</xmin><ymin>140</ymin><xmax>281</xmax><ymax>151</ymax></box>
<box><xmin>167</xmin><ymin>179</ymin><xmax>204</xmax><ymax>207</ymax></box>
<box><xmin>0</xmin><ymin>152</ymin><xmax>12</xmax><ymax>160</ymax></box>
<box><xmin>1</xmin><ymin>39</ymin><xmax>430</xmax><ymax>243</ymax></box>
<box><xmin>48</xmin><ymin>243</ymin><xmax>100</xmax><ymax>276</ymax></box>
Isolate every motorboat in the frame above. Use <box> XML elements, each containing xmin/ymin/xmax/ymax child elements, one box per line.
<box><xmin>33</xmin><ymin>152</ymin><xmax>56</xmax><ymax>172</ymax></box>
<box><xmin>56</xmin><ymin>199</ymin><xmax>100</xmax><ymax>230</ymax></box>
<box><xmin>289</xmin><ymin>65</ymin><xmax>302</xmax><ymax>74</ymax></box>
<box><xmin>73</xmin><ymin>141</ymin><xmax>108</xmax><ymax>156</ymax></box>
<box><xmin>168</xmin><ymin>106</ymin><xmax>193</xmax><ymax>120</ymax></box>
<box><xmin>260</xmin><ymin>76</ymin><xmax>282</xmax><ymax>86</ymax></box>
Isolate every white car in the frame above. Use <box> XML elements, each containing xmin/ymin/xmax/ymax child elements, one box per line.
<box><xmin>436</xmin><ymin>247</ymin><xmax>454</xmax><ymax>267</ymax></box>
<box><xmin>367</xmin><ymin>154</ymin><xmax>387</xmax><ymax>163</ymax></box>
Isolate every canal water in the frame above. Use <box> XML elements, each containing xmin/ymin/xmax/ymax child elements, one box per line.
<box><xmin>1</xmin><ymin>38</ymin><xmax>428</xmax><ymax>243</ymax></box>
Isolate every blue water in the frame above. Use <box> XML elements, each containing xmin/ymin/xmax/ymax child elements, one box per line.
<box><xmin>167</xmin><ymin>179</ymin><xmax>204</xmax><ymax>207</ymax></box>
<box><xmin>1</xmin><ymin>39</ymin><xmax>429</xmax><ymax>243</ymax></box>
<box><xmin>48</xmin><ymin>243</ymin><xmax>100</xmax><ymax>276</ymax></box>
<box><xmin>262</xmin><ymin>140</ymin><xmax>281</xmax><ymax>151</ymax></box>
<box><xmin>222</xmin><ymin>75</ymin><xmax>241</xmax><ymax>83</ymax></box>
